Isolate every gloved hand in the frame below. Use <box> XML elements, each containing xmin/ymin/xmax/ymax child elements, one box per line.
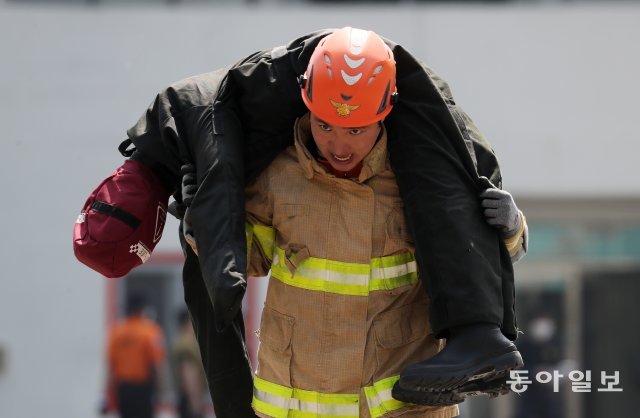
<box><xmin>167</xmin><ymin>163</ymin><xmax>198</xmax><ymax>219</ymax></box>
<box><xmin>168</xmin><ymin>200</ymin><xmax>186</xmax><ymax>219</ymax></box>
<box><xmin>174</xmin><ymin>163</ymin><xmax>198</xmax><ymax>253</ymax></box>
<box><xmin>180</xmin><ymin>163</ymin><xmax>198</xmax><ymax>207</ymax></box>
<box><xmin>478</xmin><ymin>176</ymin><xmax>521</xmax><ymax>236</ymax></box>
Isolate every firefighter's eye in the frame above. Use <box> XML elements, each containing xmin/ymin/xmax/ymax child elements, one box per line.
<box><xmin>318</xmin><ymin>123</ymin><xmax>331</xmax><ymax>132</ymax></box>
<box><xmin>349</xmin><ymin>128</ymin><xmax>363</xmax><ymax>135</ymax></box>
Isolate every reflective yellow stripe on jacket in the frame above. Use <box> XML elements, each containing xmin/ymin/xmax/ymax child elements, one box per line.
<box><xmin>253</xmin><ymin>375</ymin><xmax>409</xmax><ymax>418</ymax></box>
<box><xmin>253</xmin><ymin>376</ymin><xmax>359</xmax><ymax>418</ymax></box>
<box><xmin>270</xmin><ymin>247</ymin><xmax>418</xmax><ymax>296</ymax></box>
<box><xmin>247</xmin><ymin>223</ymin><xmax>277</xmax><ymax>264</ymax></box>
<box><xmin>363</xmin><ymin>375</ymin><xmax>408</xmax><ymax>418</ymax></box>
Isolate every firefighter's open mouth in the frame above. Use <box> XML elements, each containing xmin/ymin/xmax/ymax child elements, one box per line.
<box><xmin>332</xmin><ymin>153</ymin><xmax>353</xmax><ymax>163</ymax></box>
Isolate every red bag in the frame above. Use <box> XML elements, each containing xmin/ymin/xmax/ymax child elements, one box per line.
<box><xmin>73</xmin><ymin>160</ymin><xmax>171</xmax><ymax>278</ymax></box>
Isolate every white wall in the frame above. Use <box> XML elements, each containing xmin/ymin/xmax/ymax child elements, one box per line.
<box><xmin>1</xmin><ymin>3</ymin><xmax>639</xmax><ymax>417</ymax></box>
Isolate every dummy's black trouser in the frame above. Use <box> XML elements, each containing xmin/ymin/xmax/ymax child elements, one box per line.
<box><xmin>384</xmin><ymin>59</ymin><xmax>517</xmax><ymax>340</ymax></box>
<box><xmin>179</xmin><ymin>231</ymin><xmax>256</xmax><ymax>418</ymax></box>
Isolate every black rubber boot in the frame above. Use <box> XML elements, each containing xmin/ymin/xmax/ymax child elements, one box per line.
<box><xmin>392</xmin><ymin>323</ymin><xmax>523</xmax><ymax>406</ymax></box>
<box><xmin>392</xmin><ymin>374</ymin><xmax>513</xmax><ymax>406</ymax></box>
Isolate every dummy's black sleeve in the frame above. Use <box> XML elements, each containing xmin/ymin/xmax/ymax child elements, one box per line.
<box><xmin>383</xmin><ymin>41</ymin><xmax>516</xmax><ymax>339</ymax></box>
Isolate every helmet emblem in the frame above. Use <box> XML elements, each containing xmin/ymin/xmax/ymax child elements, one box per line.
<box><xmin>330</xmin><ymin>99</ymin><xmax>360</xmax><ymax>117</ymax></box>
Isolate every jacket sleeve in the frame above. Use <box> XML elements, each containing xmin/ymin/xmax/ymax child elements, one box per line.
<box><xmin>424</xmin><ymin>65</ymin><xmax>503</xmax><ymax>188</ymax></box>
<box><xmin>124</xmin><ymin>70</ymin><xmax>229</xmax><ymax>181</ymax></box>
<box><xmin>244</xmin><ymin>173</ymin><xmax>275</xmax><ymax>278</ymax></box>
<box><xmin>384</xmin><ymin>41</ymin><xmax>518</xmax><ymax>339</ymax></box>
<box><xmin>426</xmin><ymin>67</ymin><xmax>530</xmax><ymax>263</ymax></box>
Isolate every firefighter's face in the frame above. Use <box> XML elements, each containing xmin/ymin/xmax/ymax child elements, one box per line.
<box><xmin>310</xmin><ymin>113</ymin><xmax>381</xmax><ymax>173</ymax></box>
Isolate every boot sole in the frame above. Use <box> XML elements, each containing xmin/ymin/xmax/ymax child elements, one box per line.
<box><xmin>392</xmin><ymin>371</ymin><xmax>513</xmax><ymax>406</ymax></box>
<box><xmin>399</xmin><ymin>349</ymin><xmax>523</xmax><ymax>393</ymax></box>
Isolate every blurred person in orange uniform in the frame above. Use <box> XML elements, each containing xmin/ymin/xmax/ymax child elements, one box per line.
<box><xmin>106</xmin><ymin>293</ymin><xmax>166</xmax><ymax>418</ymax></box>
<box><xmin>172</xmin><ymin>308</ymin><xmax>209</xmax><ymax>418</ymax></box>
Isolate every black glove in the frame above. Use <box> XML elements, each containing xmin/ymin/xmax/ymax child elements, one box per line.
<box><xmin>167</xmin><ymin>163</ymin><xmax>198</xmax><ymax>220</ymax></box>
<box><xmin>478</xmin><ymin>176</ymin><xmax>521</xmax><ymax>236</ymax></box>
<box><xmin>180</xmin><ymin>163</ymin><xmax>198</xmax><ymax>207</ymax></box>
<box><xmin>167</xmin><ymin>200</ymin><xmax>186</xmax><ymax>219</ymax></box>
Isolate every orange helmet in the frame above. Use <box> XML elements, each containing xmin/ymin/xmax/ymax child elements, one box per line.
<box><xmin>299</xmin><ymin>27</ymin><xmax>398</xmax><ymax>127</ymax></box>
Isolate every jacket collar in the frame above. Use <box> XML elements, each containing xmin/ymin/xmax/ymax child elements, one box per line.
<box><xmin>294</xmin><ymin>113</ymin><xmax>389</xmax><ymax>183</ymax></box>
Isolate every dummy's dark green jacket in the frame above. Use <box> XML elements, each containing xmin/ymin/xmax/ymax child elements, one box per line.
<box><xmin>122</xmin><ymin>29</ymin><xmax>516</xmax><ymax>417</ymax></box>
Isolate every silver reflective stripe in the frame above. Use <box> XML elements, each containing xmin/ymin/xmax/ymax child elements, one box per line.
<box><xmin>295</xmin><ymin>265</ymin><xmax>370</xmax><ymax>287</ymax></box>
<box><xmin>371</xmin><ymin>260</ymin><xmax>417</xmax><ymax>280</ymax></box>
<box><xmin>289</xmin><ymin>398</ymin><xmax>359</xmax><ymax>415</ymax></box>
<box><xmin>364</xmin><ymin>375</ymin><xmax>408</xmax><ymax>418</ymax></box>
<box><xmin>254</xmin><ymin>382</ymin><xmax>359</xmax><ymax>416</ymax></box>
<box><xmin>254</xmin><ymin>387</ymin><xmax>289</xmax><ymax>410</ymax></box>
<box><xmin>271</xmin><ymin>247</ymin><xmax>417</xmax><ymax>295</ymax></box>
<box><xmin>366</xmin><ymin>386</ymin><xmax>393</xmax><ymax>410</ymax></box>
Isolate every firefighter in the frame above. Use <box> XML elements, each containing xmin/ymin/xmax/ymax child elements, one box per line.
<box><xmin>183</xmin><ymin>27</ymin><xmax>526</xmax><ymax>417</ymax></box>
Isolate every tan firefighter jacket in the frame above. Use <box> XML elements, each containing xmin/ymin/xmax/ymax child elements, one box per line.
<box><xmin>245</xmin><ymin>114</ymin><xmax>464</xmax><ymax>418</ymax></box>
<box><xmin>185</xmin><ymin>113</ymin><xmax>527</xmax><ymax>418</ymax></box>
